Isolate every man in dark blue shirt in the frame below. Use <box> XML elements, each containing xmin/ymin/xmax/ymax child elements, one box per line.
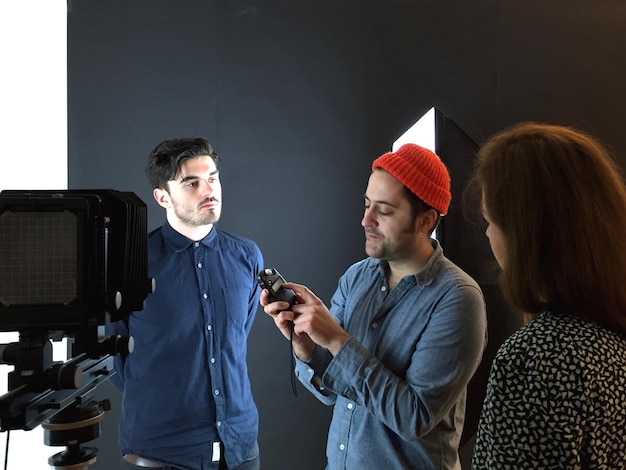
<box><xmin>108</xmin><ymin>137</ymin><xmax>263</xmax><ymax>470</ymax></box>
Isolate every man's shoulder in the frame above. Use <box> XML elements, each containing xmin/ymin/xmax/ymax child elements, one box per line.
<box><xmin>147</xmin><ymin>225</ymin><xmax>166</xmax><ymax>245</ymax></box>
<box><xmin>214</xmin><ymin>228</ymin><xmax>260</xmax><ymax>251</ymax></box>
<box><xmin>149</xmin><ymin>225</ymin><xmax>164</xmax><ymax>237</ymax></box>
<box><xmin>437</xmin><ymin>255</ymin><xmax>482</xmax><ymax>290</ymax></box>
<box><xmin>147</xmin><ymin>224</ymin><xmax>173</xmax><ymax>249</ymax></box>
<box><xmin>213</xmin><ymin>228</ymin><xmax>263</xmax><ymax>265</ymax></box>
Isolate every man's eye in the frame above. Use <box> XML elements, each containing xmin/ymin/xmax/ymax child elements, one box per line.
<box><xmin>364</xmin><ymin>205</ymin><xmax>390</xmax><ymax>216</ymax></box>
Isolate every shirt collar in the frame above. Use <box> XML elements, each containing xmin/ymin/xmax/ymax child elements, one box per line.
<box><xmin>161</xmin><ymin>221</ymin><xmax>218</xmax><ymax>252</ymax></box>
<box><xmin>375</xmin><ymin>238</ymin><xmax>444</xmax><ymax>288</ymax></box>
<box><xmin>415</xmin><ymin>238</ymin><xmax>444</xmax><ymax>287</ymax></box>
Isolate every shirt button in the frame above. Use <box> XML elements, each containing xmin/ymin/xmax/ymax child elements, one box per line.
<box><xmin>197</xmin><ymin>262</ymin><xmax>203</xmax><ymax>268</ymax></box>
<box><xmin>371</xmin><ymin>322</ymin><xmax>378</xmax><ymax>329</ymax></box>
<box><xmin>214</xmin><ymin>389</ymin><xmax>220</xmax><ymax>396</ymax></box>
<box><xmin>207</xmin><ymin>325</ymin><xmax>212</xmax><ymax>331</ymax></box>
<box><xmin>380</xmin><ymin>286</ymin><xmax>387</xmax><ymax>292</ymax></box>
<box><xmin>210</xmin><ymin>358</ymin><xmax>216</xmax><ymax>363</ymax></box>
<box><xmin>339</xmin><ymin>444</ymin><xmax>345</xmax><ymax>451</ymax></box>
<box><xmin>216</xmin><ymin>421</ymin><xmax>222</xmax><ymax>427</ymax></box>
<box><xmin>194</xmin><ymin>242</ymin><xmax>200</xmax><ymax>247</ymax></box>
<box><xmin>347</xmin><ymin>403</ymin><xmax>354</xmax><ymax>410</ymax></box>
<box><xmin>203</xmin><ymin>293</ymin><xmax>208</xmax><ymax>299</ymax></box>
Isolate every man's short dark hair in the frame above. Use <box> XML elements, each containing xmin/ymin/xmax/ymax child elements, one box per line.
<box><xmin>145</xmin><ymin>137</ymin><xmax>218</xmax><ymax>190</ymax></box>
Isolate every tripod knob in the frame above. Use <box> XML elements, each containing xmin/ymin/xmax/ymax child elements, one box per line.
<box><xmin>47</xmin><ymin>361</ymin><xmax>82</xmax><ymax>389</ymax></box>
<box><xmin>100</xmin><ymin>334</ymin><xmax>134</xmax><ymax>357</ymax></box>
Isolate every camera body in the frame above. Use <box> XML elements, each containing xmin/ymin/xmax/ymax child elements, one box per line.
<box><xmin>0</xmin><ymin>189</ymin><xmax>150</xmax><ymax>333</ymax></box>
<box><xmin>257</xmin><ymin>268</ymin><xmax>297</xmax><ymax>307</ymax></box>
<box><xmin>0</xmin><ymin>189</ymin><xmax>150</xmax><ymax>433</ymax></box>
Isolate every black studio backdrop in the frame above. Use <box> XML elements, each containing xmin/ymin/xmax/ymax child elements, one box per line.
<box><xmin>66</xmin><ymin>1</ymin><xmax>626</xmax><ymax>469</ymax></box>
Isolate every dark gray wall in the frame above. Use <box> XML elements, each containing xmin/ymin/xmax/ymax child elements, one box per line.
<box><xmin>67</xmin><ymin>1</ymin><xmax>626</xmax><ymax>469</ymax></box>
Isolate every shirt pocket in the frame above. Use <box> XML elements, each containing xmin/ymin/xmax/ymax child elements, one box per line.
<box><xmin>211</xmin><ymin>287</ymin><xmax>250</xmax><ymax>330</ymax></box>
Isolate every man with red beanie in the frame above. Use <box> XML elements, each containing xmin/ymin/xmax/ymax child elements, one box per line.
<box><xmin>262</xmin><ymin>143</ymin><xmax>487</xmax><ymax>469</ymax></box>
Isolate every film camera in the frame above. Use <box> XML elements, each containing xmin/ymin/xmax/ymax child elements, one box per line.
<box><xmin>0</xmin><ymin>189</ymin><xmax>152</xmax><ymax>468</ymax></box>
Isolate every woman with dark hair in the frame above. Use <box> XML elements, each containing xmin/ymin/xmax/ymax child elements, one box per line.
<box><xmin>470</xmin><ymin>122</ymin><xmax>626</xmax><ymax>469</ymax></box>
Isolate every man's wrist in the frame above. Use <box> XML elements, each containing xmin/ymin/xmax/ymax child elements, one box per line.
<box><xmin>293</xmin><ymin>341</ymin><xmax>316</xmax><ymax>362</ymax></box>
<box><xmin>327</xmin><ymin>333</ymin><xmax>351</xmax><ymax>357</ymax></box>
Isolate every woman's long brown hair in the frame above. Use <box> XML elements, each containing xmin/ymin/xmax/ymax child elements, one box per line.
<box><xmin>473</xmin><ymin>122</ymin><xmax>626</xmax><ymax>334</ymax></box>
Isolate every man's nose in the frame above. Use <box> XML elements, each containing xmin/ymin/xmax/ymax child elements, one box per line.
<box><xmin>200</xmin><ymin>179</ymin><xmax>215</xmax><ymax>197</ymax></box>
<box><xmin>361</xmin><ymin>207</ymin><xmax>375</xmax><ymax>227</ymax></box>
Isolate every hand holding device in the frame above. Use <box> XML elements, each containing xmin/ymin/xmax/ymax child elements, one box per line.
<box><xmin>257</xmin><ymin>268</ymin><xmax>297</xmax><ymax>307</ymax></box>
<box><xmin>257</xmin><ymin>268</ymin><xmax>299</xmax><ymax>395</ymax></box>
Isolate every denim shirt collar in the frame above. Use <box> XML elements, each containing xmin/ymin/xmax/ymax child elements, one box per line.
<box><xmin>161</xmin><ymin>221</ymin><xmax>218</xmax><ymax>252</ymax></box>
<box><xmin>375</xmin><ymin>238</ymin><xmax>444</xmax><ymax>288</ymax></box>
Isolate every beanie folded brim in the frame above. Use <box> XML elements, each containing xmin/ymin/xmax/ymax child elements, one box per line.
<box><xmin>372</xmin><ymin>144</ymin><xmax>451</xmax><ymax>215</ymax></box>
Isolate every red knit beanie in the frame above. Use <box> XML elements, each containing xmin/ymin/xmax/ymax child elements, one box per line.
<box><xmin>372</xmin><ymin>143</ymin><xmax>451</xmax><ymax>216</ymax></box>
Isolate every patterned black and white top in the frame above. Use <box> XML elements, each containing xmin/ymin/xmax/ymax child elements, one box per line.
<box><xmin>472</xmin><ymin>311</ymin><xmax>626</xmax><ymax>469</ymax></box>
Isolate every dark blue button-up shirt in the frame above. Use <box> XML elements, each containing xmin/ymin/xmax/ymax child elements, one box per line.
<box><xmin>296</xmin><ymin>240</ymin><xmax>487</xmax><ymax>469</ymax></box>
<box><xmin>107</xmin><ymin>222</ymin><xmax>263</xmax><ymax>470</ymax></box>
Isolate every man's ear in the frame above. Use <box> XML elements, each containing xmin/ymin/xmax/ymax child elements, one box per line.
<box><xmin>153</xmin><ymin>187</ymin><xmax>171</xmax><ymax>209</ymax></box>
<box><xmin>419</xmin><ymin>208</ymin><xmax>438</xmax><ymax>234</ymax></box>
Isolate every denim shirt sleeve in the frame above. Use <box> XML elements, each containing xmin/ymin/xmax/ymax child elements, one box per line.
<box><xmin>294</xmin><ymin>345</ymin><xmax>336</xmax><ymax>404</ymax></box>
<box><xmin>244</xmin><ymin>243</ymin><xmax>264</xmax><ymax>335</ymax></box>
<box><xmin>327</xmin><ymin>280</ymin><xmax>485</xmax><ymax>441</ymax></box>
<box><xmin>293</xmin><ymin>262</ymin><xmax>357</xmax><ymax>404</ymax></box>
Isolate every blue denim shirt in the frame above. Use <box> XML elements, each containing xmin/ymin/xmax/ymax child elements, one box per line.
<box><xmin>296</xmin><ymin>240</ymin><xmax>487</xmax><ymax>470</ymax></box>
<box><xmin>107</xmin><ymin>222</ymin><xmax>263</xmax><ymax>470</ymax></box>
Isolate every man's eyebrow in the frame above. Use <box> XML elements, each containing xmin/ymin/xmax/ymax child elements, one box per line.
<box><xmin>179</xmin><ymin>175</ymin><xmax>199</xmax><ymax>183</ymax></box>
<box><xmin>364</xmin><ymin>194</ymin><xmax>399</xmax><ymax>209</ymax></box>
<box><xmin>179</xmin><ymin>169</ymin><xmax>219</xmax><ymax>183</ymax></box>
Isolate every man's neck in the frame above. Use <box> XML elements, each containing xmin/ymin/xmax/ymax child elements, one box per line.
<box><xmin>386</xmin><ymin>240</ymin><xmax>435</xmax><ymax>289</ymax></box>
<box><xmin>167</xmin><ymin>217</ymin><xmax>214</xmax><ymax>241</ymax></box>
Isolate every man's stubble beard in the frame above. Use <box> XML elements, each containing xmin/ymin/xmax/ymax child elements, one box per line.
<box><xmin>173</xmin><ymin>200</ymin><xmax>222</xmax><ymax>227</ymax></box>
<box><xmin>364</xmin><ymin>219</ymin><xmax>417</xmax><ymax>261</ymax></box>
